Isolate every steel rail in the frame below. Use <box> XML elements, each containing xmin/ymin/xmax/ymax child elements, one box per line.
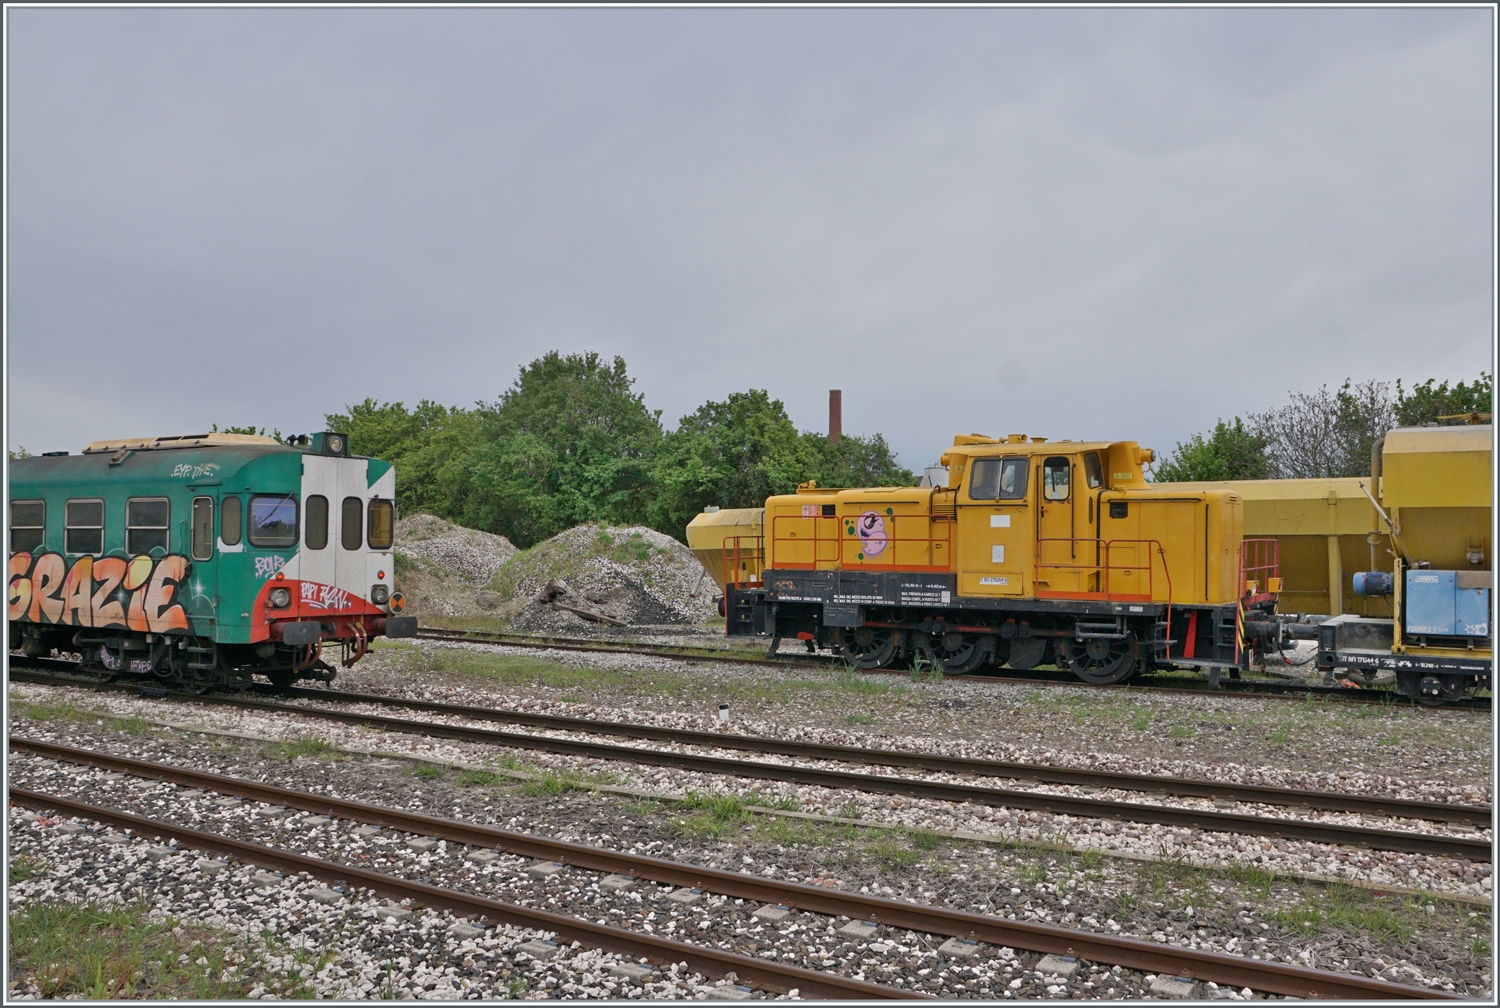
<box><xmin>9</xmin><ymin>670</ymin><xmax>1489</xmax><ymax>861</ymax></box>
<box><xmin>6</xmin><ymin>784</ymin><xmax>914</xmax><ymax>1001</ymax></box>
<box><xmin>243</xmin><ymin>683</ymin><xmax>1491</xmax><ymax>825</ymax></box>
<box><xmin>18</xmin><ymin>664</ymin><xmax>1487</xmax><ymax>825</ymax></box>
<box><xmin>411</xmin><ymin>627</ymin><xmax>1490</xmax><ymax>710</ymax></box>
<box><xmin>9</xmin><ymin>739</ymin><xmax>1463</xmax><ymax>1001</ymax></box>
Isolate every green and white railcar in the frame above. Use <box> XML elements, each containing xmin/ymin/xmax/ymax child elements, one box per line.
<box><xmin>7</xmin><ymin>431</ymin><xmax>416</xmax><ymax>689</ymax></box>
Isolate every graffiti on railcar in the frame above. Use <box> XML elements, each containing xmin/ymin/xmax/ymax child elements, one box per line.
<box><xmin>7</xmin><ymin>551</ymin><xmax>190</xmax><ymax>632</ymax></box>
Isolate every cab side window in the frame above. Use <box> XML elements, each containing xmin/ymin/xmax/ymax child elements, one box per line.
<box><xmin>1084</xmin><ymin>452</ymin><xmax>1104</xmax><ymax>490</ymax></box>
<box><xmin>65</xmin><ymin>499</ymin><xmax>104</xmax><ymax>555</ymax></box>
<box><xmin>127</xmin><ymin>498</ymin><xmax>170</xmax><ymax>554</ymax></box>
<box><xmin>341</xmin><ymin>496</ymin><xmax>363</xmax><ymax>550</ymax></box>
<box><xmin>191</xmin><ymin>497</ymin><xmax>215</xmax><ymax>561</ymax></box>
<box><xmin>220</xmin><ymin>495</ymin><xmax>243</xmax><ymax>546</ymax></box>
<box><xmin>10</xmin><ymin>500</ymin><xmax>45</xmax><ymax>552</ymax></box>
<box><xmin>367</xmin><ymin>499</ymin><xmax>394</xmax><ymax>550</ymax></box>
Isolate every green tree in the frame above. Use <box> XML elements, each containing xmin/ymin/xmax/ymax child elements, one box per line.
<box><xmin>809</xmin><ymin>432</ymin><xmax>916</xmax><ymax>490</ymax></box>
<box><xmin>462</xmin><ymin>352</ymin><xmax>663</xmax><ymax>546</ymax></box>
<box><xmin>647</xmin><ymin>390</ymin><xmax>819</xmax><ymax>535</ymax></box>
<box><xmin>1395</xmin><ymin>373</ymin><xmax>1493</xmax><ymax>426</ymax></box>
<box><xmin>648</xmin><ymin>390</ymin><xmax>916</xmax><ymax>538</ymax></box>
<box><xmin>211</xmin><ymin>423</ymin><xmax>283</xmax><ymax>439</ymax></box>
<box><xmin>324</xmin><ymin>399</ymin><xmax>480</xmax><ymax>520</ymax></box>
<box><xmin>1152</xmin><ymin>417</ymin><xmax>1270</xmax><ymax>482</ymax></box>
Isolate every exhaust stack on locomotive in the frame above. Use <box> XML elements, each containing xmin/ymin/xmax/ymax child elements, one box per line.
<box><xmin>8</xmin><ymin>430</ymin><xmax>417</xmax><ymax>690</ymax></box>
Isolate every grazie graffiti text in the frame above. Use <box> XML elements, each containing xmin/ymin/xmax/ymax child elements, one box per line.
<box><xmin>8</xmin><ymin>551</ymin><xmax>190</xmax><ymax>632</ymax></box>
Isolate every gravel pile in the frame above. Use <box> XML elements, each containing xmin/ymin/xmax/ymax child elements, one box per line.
<box><xmin>395</xmin><ymin>515</ymin><xmax>518</xmax><ymax>587</ymax></box>
<box><xmin>493</xmin><ymin>525</ymin><xmax>717</xmax><ymax>627</ymax></box>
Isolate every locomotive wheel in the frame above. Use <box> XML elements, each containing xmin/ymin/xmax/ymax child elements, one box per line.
<box><xmin>1062</xmin><ymin>634</ymin><xmax>1140</xmax><ymax>685</ymax></box>
<box><xmin>835</xmin><ymin>627</ymin><xmax>901</xmax><ymax>669</ymax></box>
<box><xmin>917</xmin><ymin>631</ymin><xmax>989</xmax><ymax>674</ymax></box>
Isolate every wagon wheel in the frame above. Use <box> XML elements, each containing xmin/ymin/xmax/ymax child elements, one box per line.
<box><xmin>916</xmin><ymin>631</ymin><xmax>989</xmax><ymax>675</ymax></box>
<box><xmin>834</xmin><ymin>627</ymin><xmax>901</xmax><ymax>669</ymax></box>
<box><xmin>1062</xmin><ymin>634</ymin><xmax>1140</xmax><ymax>685</ymax></box>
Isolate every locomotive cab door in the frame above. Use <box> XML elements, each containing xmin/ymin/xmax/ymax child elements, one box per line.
<box><xmin>1036</xmin><ymin>455</ymin><xmax>1086</xmax><ymax>596</ymax></box>
<box><xmin>300</xmin><ymin>454</ymin><xmax>371</xmax><ymax>602</ymax></box>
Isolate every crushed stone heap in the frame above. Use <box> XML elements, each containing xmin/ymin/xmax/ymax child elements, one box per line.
<box><xmin>494</xmin><ymin>524</ymin><xmax>718</xmax><ymax>631</ymax></box>
<box><xmin>394</xmin><ymin>514</ymin><xmax>518</xmax><ymax>587</ymax></box>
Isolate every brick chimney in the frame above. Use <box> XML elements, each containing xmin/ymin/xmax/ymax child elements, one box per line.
<box><xmin>829</xmin><ymin>390</ymin><xmax>842</xmax><ymax>445</ymax></box>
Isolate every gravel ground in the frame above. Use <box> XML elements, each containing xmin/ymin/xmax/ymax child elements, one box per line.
<box><xmin>6</xmin><ymin>717</ymin><xmax>1491</xmax><ymax>1001</ymax></box>
<box><xmin>10</xmin><ymin>680</ymin><xmax>1491</xmax><ymax>901</ymax></box>
<box><xmin>349</xmin><ymin>638</ymin><xmax>1492</xmax><ymax>786</ymax></box>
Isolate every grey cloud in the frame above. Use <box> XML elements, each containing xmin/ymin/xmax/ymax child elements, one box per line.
<box><xmin>6</xmin><ymin>7</ymin><xmax>1491</xmax><ymax>469</ymax></box>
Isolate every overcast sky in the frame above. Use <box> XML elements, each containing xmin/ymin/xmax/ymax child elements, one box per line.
<box><xmin>6</xmin><ymin>7</ymin><xmax>1494</xmax><ymax>469</ymax></box>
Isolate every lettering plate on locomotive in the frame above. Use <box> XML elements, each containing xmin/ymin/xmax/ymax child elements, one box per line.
<box><xmin>766</xmin><ymin>569</ymin><xmax>957</xmax><ymax>607</ymax></box>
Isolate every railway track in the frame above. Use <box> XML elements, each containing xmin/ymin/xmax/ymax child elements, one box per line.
<box><xmin>10</xmin><ymin>665</ymin><xmax>1491</xmax><ymax>861</ymax></box>
<box><xmin>8</xmin><ymin>737</ymin><xmax>1464</xmax><ymax>1001</ymax></box>
<box><xmin>411</xmin><ymin>626</ymin><xmax>1492</xmax><ymax>710</ymax></box>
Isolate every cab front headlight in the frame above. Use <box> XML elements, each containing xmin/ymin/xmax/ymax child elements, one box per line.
<box><xmin>370</xmin><ymin>584</ymin><xmax>390</xmax><ymax>605</ymax></box>
<box><xmin>268</xmin><ymin>587</ymin><xmax>292</xmax><ymax>609</ymax></box>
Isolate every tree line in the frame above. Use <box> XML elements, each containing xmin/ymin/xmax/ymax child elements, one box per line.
<box><xmin>1151</xmin><ymin>374</ymin><xmax>1492</xmax><ymax>482</ymax></box>
<box><xmin>324</xmin><ymin>351</ymin><xmax>914</xmax><ymax>547</ymax></box>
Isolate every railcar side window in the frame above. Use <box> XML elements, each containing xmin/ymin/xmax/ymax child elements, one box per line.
<box><xmin>305</xmin><ymin>495</ymin><xmax>329</xmax><ymax>550</ymax></box>
<box><xmin>368</xmin><ymin>499</ymin><xmax>394</xmax><ymax>550</ymax></box>
<box><xmin>248</xmin><ymin>494</ymin><xmax>298</xmax><ymax>548</ymax></box>
<box><xmin>221</xmin><ymin>495</ymin><xmax>243</xmax><ymax>546</ymax></box>
<box><xmin>1083</xmin><ymin>452</ymin><xmax>1104</xmax><ymax>490</ymax></box>
<box><xmin>127</xmin><ymin>498</ymin><xmax>170</xmax><ymax>554</ymax></box>
<box><xmin>1043</xmin><ymin>457</ymin><xmax>1071</xmax><ymax>501</ymax></box>
<box><xmin>191</xmin><ymin>497</ymin><xmax>215</xmax><ymax>561</ymax></box>
<box><xmin>341</xmin><ymin>497</ymin><xmax>363</xmax><ymax>550</ymax></box>
<box><xmin>65</xmin><ymin>499</ymin><xmax>104</xmax><ymax>555</ymax></box>
<box><xmin>969</xmin><ymin>457</ymin><xmax>1029</xmax><ymax>501</ymax></box>
<box><xmin>10</xmin><ymin>500</ymin><xmax>45</xmax><ymax>552</ymax></box>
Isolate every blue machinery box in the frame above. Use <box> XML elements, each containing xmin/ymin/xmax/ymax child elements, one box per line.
<box><xmin>1405</xmin><ymin>570</ymin><xmax>1491</xmax><ymax>637</ymax></box>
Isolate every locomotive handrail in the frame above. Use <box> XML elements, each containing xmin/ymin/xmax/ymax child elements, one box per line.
<box><xmin>720</xmin><ymin>536</ymin><xmax>765</xmax><ymax>589</ymax></box>
<box><xmin>768</xmin><ymin>512</ymin><xmax>951</xmax><ymax>572</ymax></box>
<box><xmin>1033</xmin><ymin>537</ymin><xmax>1169</xmax><ymax>604</ymax></box>
<box><xmin>1239</xmin><ymin>537</ymin><xmax>1281</xmax><ymax>602</ymax></box>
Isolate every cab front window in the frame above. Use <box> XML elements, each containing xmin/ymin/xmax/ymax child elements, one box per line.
<box><xmin>248</xmin><ymin>494</ymin><xmax>298</xmax><ymax>548</ymax></box>
<box><xmin>970</xmin><ymin>457</ymin><xmax>1029</xmax><ymax>501</ymax></box>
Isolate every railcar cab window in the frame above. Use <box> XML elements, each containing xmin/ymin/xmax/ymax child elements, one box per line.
<box><xmin>969</xmin><ymin>457</ymin><xmax>1029</xmax><ymax>501</ymax></box>
<box><xmin>220</xmin><ymin>496</ymin><xmax>243</xmax><ymax>547</ymax></box>
<box><xmin>1084</xmin><ymin>453</ymin><xmax>1104</xmax><ymax>490</ymax></box>
<box><xmin>126</xmin><ymin>498</ymin><xmax>170</xmax><ymax>554</ymax></box>
<box><xmin>305</xmin><ymin>495</ymin><xmax>329</xmax><ymax>550</ymax></box>
<box><xmin>248</xmin><ymin>495</ymin><xmax>298</xmax><ymax>548</ymax></box>
<box><xmin>368</xmin><ymin>499</ymin><xmax>394</xmax><ymax>550</ymax></box>
<box><xmin>1042</xmin><ymin>457</ymin><xmax>1071</xmax><ymax>501</ymax></box>
<box><xmin>10</xmin><ymin>500</ymin><xmax>45</xmax><ymax>552</ymax></box>
<box><xmin>65</xmin><ymin>499</ymin><xmax>104</xmax><ymax>555</ymax></box>
<box><xmin>341</xmin><ymin>497</ymin><xmax>363</xmax><ymax>550</ymax></box>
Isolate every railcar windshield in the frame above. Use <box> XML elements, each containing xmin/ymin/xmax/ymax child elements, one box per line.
<box><xmin>368</xmin><ymin>499</ymin><xmax>394</xmax><ymax>550</ymax></box>
<box><xmin>969</xmin><ymin>457</ymin><xmax>1029</xmax><ymax>501</ymax></box>
<box><xmin>248</xmin><ymin>494</ymin><xmax>298</xmax><ymax>548</ymax></box>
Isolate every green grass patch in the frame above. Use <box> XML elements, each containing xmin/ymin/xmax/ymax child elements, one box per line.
<box><xmin>1268</xmin><ymin>884</ymin><xmax>1418</xmax><ymax>943</ymax></box>
<box><xmin>1130</xmin><ymin>708</ymin><xmax>1152</xmax><ymax>731</ymax></box>
<box><xmin>843</xmin><ymin>714</ymin><xmax>875</xmax><ymax>725</ymax></box>
<box><xmin>8</xmin><ymin>900</ymin><xmax>263</xmax><ymax>999</ymax></box>
<box><xmin>9</xmin><ymin>855</ymin><xmax>48</xmax><ymax>884</ymax></box>
<box><xmin>520</xmin><ymin>770</ymin><xmax>610</xmax><ymax>797</ymax></box>
<box><xmin>863</xmin><ymin>837</ymin><xmax>919</xmax><ymax>869</ymax></box>
<box><xmin>1168</xmin><ymin>723</ymin><xmax>1195</xmax><ymax>739</ymax></box>
<box><xmin>455</xmin><ymin>769</ymin><xmax>501</xmax><ymax>788</ymax></box>
<box><xmin>263</xmin><ymin>735</ymin><xmax>340</xmax><ymax>761</ymax></box>
<box><xmin>410</xmin><ymin>763</ymin><xmax>446</xmax><ymax>781</ymax></box>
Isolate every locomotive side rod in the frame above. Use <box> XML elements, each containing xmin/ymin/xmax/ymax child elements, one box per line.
<box><xmin>9</xmin><ymin>739</ymin><xmax>1464</xmax><ymax>1001</ymax></box>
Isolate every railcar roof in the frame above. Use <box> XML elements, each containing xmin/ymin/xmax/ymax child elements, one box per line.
<box><xmin>81</xmin><ymin>433</ymin><xmax>283</xmax><ymax>453</ymax></box>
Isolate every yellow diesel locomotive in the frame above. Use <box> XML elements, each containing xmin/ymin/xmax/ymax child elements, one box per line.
<box><xmin>712</xmin><ymin>433</ymin><xmax>1284</xmax><ymax>684</ymax></box>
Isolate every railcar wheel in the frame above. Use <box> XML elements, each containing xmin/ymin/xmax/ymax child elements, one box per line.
<box><xmin>916</xmin><ymin>631</ymin><xmax>989</xmax><ymax>674</ymax></box>
<box><xmin>1062</xmin><ymin>634</ymin><xmax>1140</xmax><ymax>685</ymax></box>
<box><xmin>834</xmin><ymin>627</ymin><xmax>901</xmax><ymax>669</ymax></box>
<box><xmin>266</xmin><ymin>670</ymin><xmax>298</xmax><ymax>689</ymax></box>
